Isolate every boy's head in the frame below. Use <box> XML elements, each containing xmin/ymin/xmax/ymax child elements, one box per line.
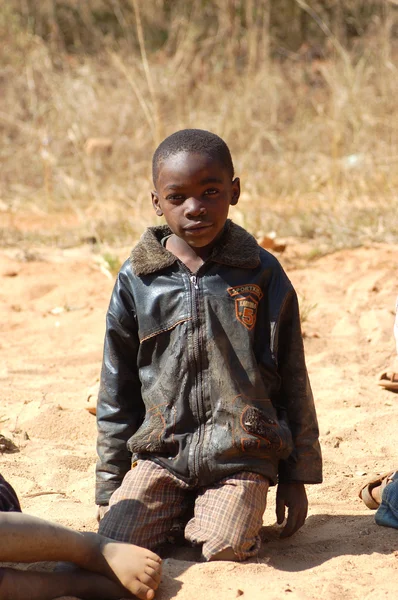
<box><xmin>152</xmin><ymin>129</ymin><xmax>234</xmax><ymax>185</ymax></box>
<box><xmin>151</xmin><ymin>129</ymin><xmax>240</xmax><ymax>253</ymax></box>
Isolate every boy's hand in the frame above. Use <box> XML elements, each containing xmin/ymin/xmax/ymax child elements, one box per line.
<box><xmin>276</xmin><ymin>482</ymin><xmax>308</xmax><ymax>538</ymax></box>
<box><xmin>96</xmin><ymin>505</ymin><xmax>109</xmax><ymax>523</ymax></box>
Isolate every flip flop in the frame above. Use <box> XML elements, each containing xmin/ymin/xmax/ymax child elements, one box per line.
<box><xmin>359</xmin><ymin>471</ymin><xmax>395</xmax><ymax>509</ymax></box>
<box><xmin>377</xmin><ymin>370</ymin><xmax>398</xmax><ymax>392</ymax></box>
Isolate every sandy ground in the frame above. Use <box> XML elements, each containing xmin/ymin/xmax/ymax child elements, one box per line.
<box><xmin>1</xmin><ymin>234</ymin><xmax>398</xmax><ymax>600</ymax></box>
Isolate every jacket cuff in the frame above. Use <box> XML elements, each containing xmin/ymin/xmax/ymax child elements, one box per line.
<box><xmin>95</xmin><ymin>482</ymin><xmax>120</xmax><ymax>506</ymax></box>
<box><xmin>278</xmin><ymin>455</ymin><xmax>323</xmax><ymax>484</ymax></box>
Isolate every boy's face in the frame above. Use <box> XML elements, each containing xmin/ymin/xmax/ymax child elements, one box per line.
<box><xmin>152</xmin><ymin>151</ymin><xmax>240</xmax><ymax>252</ymax></box>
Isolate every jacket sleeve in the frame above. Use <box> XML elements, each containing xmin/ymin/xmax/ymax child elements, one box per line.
<box><xmin>95</xmin><ymin>267</ymin><xmax>145</xmax><ymax>505</ymax></box>
<box><xmin>275</xmin><ymin>284</ymin><xmax>323</xmax><ymax>484</ymax></box>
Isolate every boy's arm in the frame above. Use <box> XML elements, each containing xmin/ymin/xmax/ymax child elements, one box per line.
<box><xmin>274</xmin><ymin>287</ymin><xmax>322</xmax><ymax>537</ymax></box>
<box><xmin>96</xmin><ymin>270</ymin><xmax>145</xmax><ymax>506</ymax></box>
<box><xmin>276</xmin><ymin>289</ymin><xmax>322</xmax><ymax>485</ymax></box>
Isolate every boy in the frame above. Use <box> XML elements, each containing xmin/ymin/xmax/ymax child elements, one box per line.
<box><xmin>0</xmin><ymin>476</ymin><xmax>161</xmax><ymax>600</ymax></box>
<box><xmin>96</xmin><ymin>129</ymin><xmax>322</xmax><ymax>561</ymax></box>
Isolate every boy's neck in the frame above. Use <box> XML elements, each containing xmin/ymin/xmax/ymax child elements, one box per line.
<box><xmin>166</xmin><ymin>234</ymin><xmax>211</xmax><ymax>273</ymax></box>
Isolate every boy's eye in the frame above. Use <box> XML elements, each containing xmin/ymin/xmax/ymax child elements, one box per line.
<box><xmin>166</xmin><ymin>194</ymin><xmax>184</xmax><ymax>201</ymax></box>
<box><xmin>204</xmin><ymin>188</ymin><xmax>219</xmax><ymax>196</ymax></box>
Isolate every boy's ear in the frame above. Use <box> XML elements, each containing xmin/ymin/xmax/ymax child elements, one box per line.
<box><xmin>151</xmin><ymin>191</ymin><xmax>163</xmax><ymax>216</ymax></box>
<box><xmin>230</xmin><ymin>177</ymin><xmax>240</xmax><ymax>206</ymax></box>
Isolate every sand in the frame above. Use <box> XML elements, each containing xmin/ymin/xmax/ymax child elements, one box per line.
<box><xmin>1</xmin><ymin>239</ymin><xmax>398</xmax><ymax>599</ymax></box>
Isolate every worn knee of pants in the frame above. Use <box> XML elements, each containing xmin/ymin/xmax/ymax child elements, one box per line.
<box><xmin>185</xmin><ymin>472</ymin><xmax>269</xmax><ymax>561</ymax></box>
<box><xmin>98</xmin><ymin>460</ymin><xmax>191</xmax><ymax>549</ymax></box>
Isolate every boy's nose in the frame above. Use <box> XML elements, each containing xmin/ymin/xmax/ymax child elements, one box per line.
<box><xmin>185</xmin><ymin>197</ymin><xmax>206</xmax><ymax>217</ymax></box>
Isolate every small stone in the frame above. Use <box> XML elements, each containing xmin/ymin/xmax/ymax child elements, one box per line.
<box><xmin>3</xmin><ymin>270</ymin><xmax>18</xmax><ymax>277</ymax></box>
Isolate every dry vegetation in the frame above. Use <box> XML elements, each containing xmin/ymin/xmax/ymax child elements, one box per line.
<box><xmin>1</xmin><ymin>0</ymin><xmax>397</xmax><ymax>252</ymax></box>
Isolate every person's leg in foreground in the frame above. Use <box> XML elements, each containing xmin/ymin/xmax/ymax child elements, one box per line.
<box><xmin>0</xmin><ymin>512</ymin><xmax>161</xmax><ymax>600</ymax></box>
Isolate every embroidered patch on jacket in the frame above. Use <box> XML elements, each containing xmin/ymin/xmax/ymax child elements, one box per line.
<box><xmin>227</xmin><ymin>284</ymin><xmax>263</xmax><ymax>330</ymax></box>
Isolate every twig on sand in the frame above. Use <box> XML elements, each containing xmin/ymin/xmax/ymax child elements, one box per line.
<box><xmin>24</xmin><ymin>491</ymin><xmax>67</xmax><ymax>498</ymax></box>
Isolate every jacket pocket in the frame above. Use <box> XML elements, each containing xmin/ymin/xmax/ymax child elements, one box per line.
<box><xmin>127</xmin><ymin>403</ymin><xmax>177</xmax><ymax>455</ymax></box>
<box><xmin>239</xmin><ymin>405</ymin><xmax>293</xmax><ymax>458</ymax></box>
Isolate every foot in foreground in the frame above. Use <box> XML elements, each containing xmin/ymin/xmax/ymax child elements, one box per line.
<box><xmin>0</xmin><ymin>512</ymin><xmax>161</xmax><ymax>600</ymax></box>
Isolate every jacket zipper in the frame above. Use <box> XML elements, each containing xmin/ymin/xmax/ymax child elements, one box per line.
<box><xmin>189</xmin><ymin>273</ymin><xmax>203</xmax><ymax>480</ymax></box>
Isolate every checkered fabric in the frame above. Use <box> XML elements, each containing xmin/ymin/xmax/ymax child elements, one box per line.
<box><xmin>0</xmin><ymin>474</ymin><xmax>22</xmax><ymax>512</ymax></box>
<box><xmin>98</xmin><ymin>460</ymin><xmax>269</xmax><ymax>561</ymax></box>
<box><xmin>185</xmin><ymin>470</ymin><xmax>269</xmax><ymax>560</ymax></box>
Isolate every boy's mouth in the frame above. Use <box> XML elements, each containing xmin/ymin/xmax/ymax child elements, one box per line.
<box><xmin>184</xmin><ymin>222</ymin><xmax>212</xmax><ymax>231</ymax></box>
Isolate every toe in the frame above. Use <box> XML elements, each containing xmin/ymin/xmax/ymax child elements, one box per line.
<box><xmin>146</xmin><ymin>551</ymin><xmax>162</xmax><ymax>564</ymax></box>
<box><xmin>147</xmin><ymin>559</ymin><xmax>162</xmax><ymax>575</ymax></box>
<box><xmin>140</xmin><ymin>569</ymin><xmax>160</xmax><ymax>589</ymax></box>
<box><xmin>129</xmin><ymin>581</ymin><xmax>155</xmax><ymax>600</ymax></box>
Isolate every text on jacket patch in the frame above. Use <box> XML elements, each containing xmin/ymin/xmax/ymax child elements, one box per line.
<box><xmin>227</xmin><ymin>284</ymin><xmax>264</xmax><ymax>331</ymax></box>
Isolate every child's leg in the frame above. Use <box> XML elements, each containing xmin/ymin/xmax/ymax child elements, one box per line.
<box><xmin>99</xmin><ymin>460</ymin><xmax>191</xmax><ymax>549</ymax></box>
<box><xmin>0</xmin><ymin>512</ymin><xmax>161</xmax><ymax>600</ymax></box>
<box><xmin>0</xmin><ymin>567</ymin><xmax>132</xmax><ymax>600</ymax></box>
<box><xmin>185</xmin><ymin>472</ymin><xmax>269</xmax><ymax>562</ymax></box>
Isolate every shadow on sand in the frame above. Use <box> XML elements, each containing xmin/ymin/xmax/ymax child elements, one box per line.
<box><xmin>155</xmin><ymin>511</ymin><xmax>396</xmax><ymax>599</ymax></box>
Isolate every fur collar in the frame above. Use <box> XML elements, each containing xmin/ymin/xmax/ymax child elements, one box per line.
<box><xmin>130</xmin><ymin>220</ymin><xmax>260</xmax><ymax>276</ymax></box>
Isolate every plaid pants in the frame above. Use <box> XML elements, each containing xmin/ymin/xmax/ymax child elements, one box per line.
<box><xmin>99</xmin><ymin>460</ymin><xmax>269</xmax><ymax>561</ymax></box>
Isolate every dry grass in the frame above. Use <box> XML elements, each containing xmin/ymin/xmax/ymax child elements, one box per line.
<box><xmin>1</xmin><ymin>2</ymin><xmax>397</xmax><ymax>251</ymax></box>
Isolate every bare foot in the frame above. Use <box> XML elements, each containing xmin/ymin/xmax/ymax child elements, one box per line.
<box><xmin>100</xmin><ymin>538</ymin><xmax>162</xmax><ymax>600</ymax></box>
<box><xmin>359</xmin><ymin>471</ymin><xmax>396</xmax><ymax>509</ymax></box>
<box><xmin>0</xmin><ymin>513</ymin><xmax>161</xmax><ymax>600</ymax></box>
<box><xmin>370</xmin><ymin>484</ymin><xmax>383</xmax><ymax>505</ymax></box>
<box><xmin>0</xmin><ymin>543</ymin><xmax>162</xmax><ymax>600</ymax></box>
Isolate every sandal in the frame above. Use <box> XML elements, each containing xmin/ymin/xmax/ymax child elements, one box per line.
<box><xmin>377</xmin><ymin>356</ymin><xmax>398</xmax><ymax>392</ymax></box>
<box><xmin>359</xmin><ymin>471</ymin><xmax>395</xmax><ymax>509</ymax></box>
<box><xmin>377</xmin><ymin>370</ymin><xmax>398</xmax><ymax>392</ymax></box>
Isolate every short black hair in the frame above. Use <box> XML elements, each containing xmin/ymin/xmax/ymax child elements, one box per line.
<box><xmin>152</xmin><ymin>129</ymin><xmax>234</xmax><ymax>185</ymax></box>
